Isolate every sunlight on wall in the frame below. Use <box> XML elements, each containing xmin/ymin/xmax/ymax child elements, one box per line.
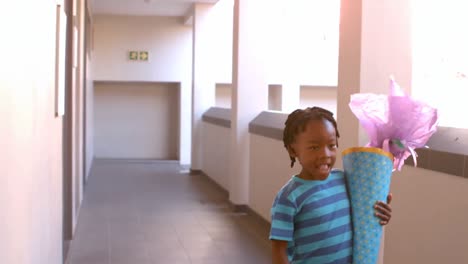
<box><xmin>210</xmin><ymin>0</ymin><xmax>341</xmax><ymax>111</ymax></box>
<box><xmin>209</xmin><ymin>0</ymin><xmax>234</xmax><ymax>83</ymax></box>
<box><xmin>412</xmin><ymin>0</ymin><xmax>468</xmax><ymax>128</ymax></box>
<box><xmin>215</xmin><ymin>83</ymin><xmax>232</xmax><ymax>108</ymax></box>
<box><xmin>289</xmin><ymin>0</ymin><xmax>341</xmax><ymax>86</ymax></box>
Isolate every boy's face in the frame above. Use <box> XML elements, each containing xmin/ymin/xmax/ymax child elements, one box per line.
<box><xmin>288</xmin><ymin>119</ymin><xmax>337</xmax><ymax>181</ymax></box>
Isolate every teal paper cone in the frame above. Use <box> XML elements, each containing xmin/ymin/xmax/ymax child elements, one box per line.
<box><xmin>342</xmin><ymin>147</ymin><xmax>393</xmax><ymax>264</ymax></box>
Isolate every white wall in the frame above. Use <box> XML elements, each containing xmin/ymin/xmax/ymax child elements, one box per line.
<box><xmin>299</xmin><ymin>86</ymin><xmax>337</xmax><ymax>114</ymax></box>
<box><xmin>385</xmin><ymin>167</ymin><xmax>468</xmax><ymax>263</ymax></box>
<box><xmin>263</xmin><ymin>1</ymin><xmax>340</xmax><ymax>87</ymax></box>
<box><xmin>215</xmin><ymin>83</ymin><xmax>232</xmax><ymax>108</ymax></box>
<box><xmin>94</xmin><ymin>82</ymin><xmax>179</xmax><ymax>159</ymax></box>
<box><xmin>268</xmin><ymin>84</ymin><xmax>282</xmax><ymax>111</ymax></box>
<box><xmin>191</xmin><ymin>2</ymin><xmax>233</xmax><ymax>170</ymax></box>
<box><xmin>200</xmin><ymin>0</ymin><xmax>468</xmax><ymax>262</ymax></box>
<box><xmin>92</xmin><ymin>15</ymin><xmax>192</xmax><ymax>164</ymax></box>
<box><xmin>216</xmin><ymin>83</ymin><xmax>338</xmax><ymax>113</ymax></box>
<box><xmin>0</xmin><ymin>0</ymin><xmax>63</xmax><ymax>263</ymax></box>
<box><xmin>248</xmin><ymin>130</ymin><xmax>468</xmax><ymax>263</ymax></box>
<box><xmin>93</xmin><ymin>15</ymin><xmax>192</xmax><ymax>82</ymax></box>
<box><xmin>85</xmin><ymin>53</ymin><xmax>94</xmax><ymax>179</ymax></box>
<box><xmin>201</xmin><ymin>123</ymin><xmax>231</xmax><ymax>190</ymax></box>
<box><xmin>249</xmin><ymin>134</ymin><xmax>299</xmax><ymax>220</ymax></box>
<box><xmin>202</xmin><ymin>0</ymin><xmax>233</xmax><ymax>84</ymax></box>
<box><xmin>85</xmin><ymin>3</ymin><xmax>94</xmax><ymax>180</ymax></box>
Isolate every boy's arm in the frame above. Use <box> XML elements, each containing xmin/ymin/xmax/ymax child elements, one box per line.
<box><xmin>271</xmin><ymin>239</ymin><xmax>289</xmax><ymax>264</ymax></box>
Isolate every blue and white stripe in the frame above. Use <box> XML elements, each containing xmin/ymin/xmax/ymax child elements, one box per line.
<box><xmin>270</xmin><ymin>170</ymin><xmax>353</xmax><ymax>264</ymax></box>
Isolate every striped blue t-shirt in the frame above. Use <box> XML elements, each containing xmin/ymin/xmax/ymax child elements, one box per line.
<box><xmin>270</xmin><ymin>169</ymin><xmax>352</xmax><ymax>264</ymax></box>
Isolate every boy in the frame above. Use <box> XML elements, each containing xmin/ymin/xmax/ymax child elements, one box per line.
<box><xmin>270</xmin><ymin>107</ymin><xmax>392</xmax><ymax>264</ymax></box>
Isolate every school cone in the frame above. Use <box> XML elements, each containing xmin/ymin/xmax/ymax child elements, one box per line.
<box><xmin>342</xmin><ymin>147</ymin><xmax>393</xmax><ymax>264</ymax></box>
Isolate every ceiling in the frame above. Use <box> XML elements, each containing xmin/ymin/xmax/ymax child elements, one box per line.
<box><xmin>90</xmin><ymin>0</ymin><xmax>220</xmax><ymax>17</ymax></box>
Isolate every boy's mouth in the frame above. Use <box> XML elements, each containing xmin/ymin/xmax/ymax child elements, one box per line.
<box><xmin>318</xmin><ymin>164</ymin><xmax>330</xmax><ymax>172</ymax></box>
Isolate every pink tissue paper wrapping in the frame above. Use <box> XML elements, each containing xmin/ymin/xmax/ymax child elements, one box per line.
<box><xmin>348</xmin><ymin>79</ymin><xmax>439</xmax><ymax>170</ymax></box>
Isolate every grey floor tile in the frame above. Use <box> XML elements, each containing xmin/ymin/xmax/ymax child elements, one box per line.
<box><xmin>68</xmin><ymin>248</ymin><xmax>109</xmax><ymax>264</ymax></box>
<box><xmin>67</xmin><ymin>160</ymin><xmax>271</xmax><ymax>264</ymax></box>
<box><xmin>147</xmin><ymin>247</ymin><xmax>191</xmax><ymax>263</ymax></box>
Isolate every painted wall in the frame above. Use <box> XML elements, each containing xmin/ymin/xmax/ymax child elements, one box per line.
<box><xmin>84</xmin><ymin>2</ymin><xmax>94</xmax><ymax>181</ymax></box>
<box><xmin>93</xmin><ymin>15</ymin><xmax>192</xmax><ymax>83</ymax></box>
<box><xmin>214</xmin><ymin>83</ymin><xmax>337</xmax><ymax>113</ymax></box>
<box><xmin>71</xmin><ymin>33</ymin><xmax>87</xmax><ymax>229</ymax></box>
<box><xmin>92</xmin><ymin>15</ymin><xmax>192</xmax><ymax>164</ymax></box>
<box><xmin>85</xmin><ymin>53</ymin><xmax>94</xmax><ymax>179</ymax></box>
<box><xmin>247</xmin><ymin>129</ymin><xmax>468</xmax><ymax>263</ymax></box>
<box><xmin>200</xmin><ymin>108</ymin><xmax>468</xmax><ymax>262</ymax></box>
<box><xmin>197</xmin><ymin>1</ymin><xmax>233</xmax><ymax>84</ymax></box>
<box><xmin>94</xmin><ymin>82</ymin><xmax>179</xmax><ymax>159</ymax></box>
<box><xmin>201</xmin><ymin>122</ymin><xmax>231</xmax><ymax>190</ymax></box>
<box><xmin>191</xmin><ymin>2</ymin><xmax>233</xmax><ymax>170</ymax></box>
<box><xmin>249</xmin><ymin>134</ymin><xmax>299</xmax><ymax>220</ymax></box>
<box><xmin>385</xmin><ymin>167</ymin><xmax>468</xmax><ymax>263</ymax></box>
<box><xmin>201</xmin><ymin>0</ymin><xmax>468</xmax><ymax>262</ymax></box>
<box><xmin>264</xmin><ymin>0</ymin><xmax>340</xmax><ymax>87</ymax></box>
<box><xmin>290</xmin><ymin>0</ymin><xmax>341</xmax><ymax>86</ymax></box>
<box><xmin>0</xmin><ymin>0</ymin><xmax>63</xmax><ymax>263</ymax></box>
<box><xmin>268</xmin><ymin>84</ymin><xmax>282</xmax><ymax>111</ymax></box>
<box><xmin>215</xmin><ymin>83</ymin><xmax>232</xmax><ymax>108</ymax></box>
<box><xmin>299</xmin><ymin>86</ymin><xmax>337</xmax><ymax>114</ymax></box>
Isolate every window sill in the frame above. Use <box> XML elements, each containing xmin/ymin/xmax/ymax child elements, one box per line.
<box><xmin>202</xmin><ymin>108</ymin><xmax>467</xmax><ymax>179</ymax></box>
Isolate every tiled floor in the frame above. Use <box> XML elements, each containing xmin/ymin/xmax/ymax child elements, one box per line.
<box><xmin>67</xmin><ymin>160</ymin><xmax>271</xmax><ymax>264</ymax></box>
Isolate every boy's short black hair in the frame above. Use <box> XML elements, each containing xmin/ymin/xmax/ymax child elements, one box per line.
<box><xmin>283</xmin><ymin>107</ymin><xmax>340</xmax><ymax>167</ymax></box>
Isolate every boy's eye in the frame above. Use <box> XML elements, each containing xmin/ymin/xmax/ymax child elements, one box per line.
<box><xmin>329</xmin><ymin>144</ymin><xmax>337</xmax><ymax>149</ymax></box>
<box><xmin>308</xmin><ymin>146</ymin><xmax>320</xmax><ymax>150</ymax></box>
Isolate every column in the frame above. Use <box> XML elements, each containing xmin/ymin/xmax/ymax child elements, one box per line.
<box><xmin>180</xmin><ymin>81</ymin><xmax>192</xmax><ymax>166</ymax></box>
<box><xmin>337</xmin><ymin>0</ymin><xmax>412</xmax><ymax>151</ymax></box>
<box><xmin>191</xmin><ymin>3</ymin><xmax>216</xmax><ymax>170</ymax></box>
<box><xmin>230</xmin><ymin>0</ymin><xmax>269</xmax><ymax>205</ymax></box>
<box><xmin>279</xmin><ymin>4</ymin><xmax>300</xmax><ymax>113</ymax></box>
<box><xmin>337</xmin><ymin>0</ymin><xmax>412</xmax><ymax>262</ymax></box>
<box><xmin>281</xmin><ymin>82</ymin><xmax>301</xmax><ymax>113</ymax></box>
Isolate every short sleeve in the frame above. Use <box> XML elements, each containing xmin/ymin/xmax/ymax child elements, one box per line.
<box><xmin>269</xmin><ymin>192</ymin><xmax>297</xmax><ymax>242</ymax></box>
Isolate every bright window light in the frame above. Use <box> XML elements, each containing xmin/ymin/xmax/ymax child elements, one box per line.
<box><xmin>412</xmin><ymin>0</ymin><xmax>468</xmax><ymax>128</ymax></box>
<box><xmin>291</xmin><ymin>0</ymin><xmax>341</xmax><ymax>86</ymax></box>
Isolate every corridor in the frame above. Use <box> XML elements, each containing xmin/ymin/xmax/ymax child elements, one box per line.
<box><xmin>67</xmin><ymin>160</ymin><xmax>271</xmax><ymax>264</ymax></box>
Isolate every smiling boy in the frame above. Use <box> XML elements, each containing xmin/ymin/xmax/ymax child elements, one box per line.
<box><xmin>270</xmin><ymin>107</ymin><xmax>392</xmax><ymax>264</ymax></box>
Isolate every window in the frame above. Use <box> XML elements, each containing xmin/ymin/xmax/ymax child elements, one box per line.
<box><xmin>290</xmin><ymin>0</ymin><xmax>341</xmax><ymax>86</ymax></box>
<box><xmin>412</xmin><ymin>0</ymin><xmax>468</xmax><ymax>128</ymax></box>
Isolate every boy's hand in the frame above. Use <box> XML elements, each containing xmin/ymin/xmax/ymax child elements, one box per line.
<box><xmin>374</xmin><ymin>193</ymin><xmax>392</xmax><ymax>225</ymax></box>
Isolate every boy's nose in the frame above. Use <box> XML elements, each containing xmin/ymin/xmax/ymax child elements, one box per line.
<box><xmin>321</xmin><ymin>147</ymin><xmax>331</xmax><ymax>157</ymax></box>
<box><xmin>322</xmin><ymin>146</ymin><xmax>335</xmax><ymax>158</ymax></box>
